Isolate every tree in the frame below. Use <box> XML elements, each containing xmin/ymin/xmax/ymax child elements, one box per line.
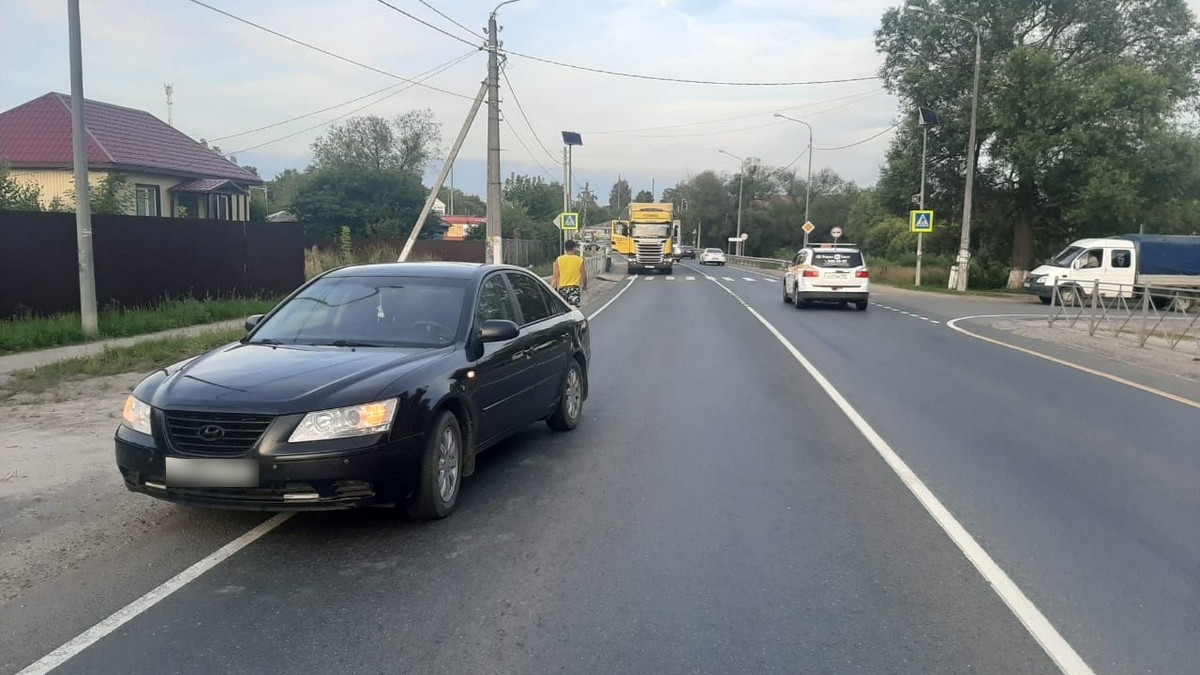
<box><xmin>267</xmin><ymin>168</ymin><xmax>305</xmax><ymax>212</ymax></box>
<box><xmin>438</xmin><ymin>187</ymin><xmax>485</xmax><ymax>216</ymax></box>
<box><xmin>608</xmin><ymin>178</ymin><xmax>631</xmax><ymax>210</ymax></box>
<box><xmin>634</xmin><ymin>189</ymin><xmax>654</xmax><ymax>203</ymax></box>
<box><xmin>875</xmin><ymin>0</ymin><xmax>1200</xmax><ymax>285</ymax></box>
<box><xmin>0</xmin><ymin>165</ymin><xmax>43</xmax><ymax>211</ymax></box>
<box><xmin>291</xmin><ymin>165</ymin><xmax>431</xmax><ymax>241</ymax></box>
<box><xmin>393</xmin><ymin>109</ymin><xmax>443</xmax><ymax>175</ymax></box>
<box><xmin>311</xmin><ymin>110</ymin><xmax>443</xmax><ymax>175</ymax></box>
<box><xmin>88</xmin><ymin>173</ymin><xmax>134</xmax><ymax>215</ymax></box>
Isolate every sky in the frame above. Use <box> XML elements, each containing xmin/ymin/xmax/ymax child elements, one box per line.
<box><xmin>3</xmin><ymin>0</ymin><xmax>1195</xmax><ymax>203</ymax></box>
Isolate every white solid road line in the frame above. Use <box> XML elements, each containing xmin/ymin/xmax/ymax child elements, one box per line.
<box><xmin>19</xmin><ymin>275</ymin><xmax>643</xmax><ymax>675</ymax></box>
<box><xmin>710</xmin><ymin>280</ymin><xmax>1095</xmax><ymax>675</ymax></box>
<box><xmin>588</xmin><ymin>276</ymin><xmax>637</xmax><ymax>321</ymax></box>
<box><xmin>947</xmin><ymin>313</ymin><xmax>1200</xmax><ymax>412</ymax></box>
<box><xmin>17</xmin><ymin>513</ymin><xmax>295</xmax><ymax>675</ymax></box>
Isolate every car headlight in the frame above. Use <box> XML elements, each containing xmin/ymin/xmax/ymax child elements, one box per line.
<box><xmin>1036</xmin><ymin>276</ymin><xmax>1049</xmax><ymax>285</ymax></box>
<box><xmin>288</xmin><ymin>398</ymin><xmax>399</xmax><ymax>443</ymax></box>
<box><xmin>122</xmin><ymin>395</ymin><xmax>153</xmax><ymax>434</ymax></box>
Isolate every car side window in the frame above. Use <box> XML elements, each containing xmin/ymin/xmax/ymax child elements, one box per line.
<box><xmin>507</xmin><ymin>272</ymin><xmax>552</xmax><ymax>325</ymax></box>
<box><xmin>1111</xmin><ymin>249</ymin><xmax>1132</xmax><ymax>269</ymax></box>
<box><xmin>476</xmin><ymin>274</ymin><xmax>517</xmax><ymax>323</ymax></box>
<box><xmin>1082</xmin><ymin>249</ymin><xmax>1103</xmax><ymax>269</ymax></box>
<box><xmin>537</xmin><ymin>282</ymin><xmax>569</xmax><ymax>317</ymax></box>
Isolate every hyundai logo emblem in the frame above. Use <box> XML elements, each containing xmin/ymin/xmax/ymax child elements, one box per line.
<box><xmin>198</xmin><ymin>424</ymin><xmax>226</xmax><ymax>442</ymax></box>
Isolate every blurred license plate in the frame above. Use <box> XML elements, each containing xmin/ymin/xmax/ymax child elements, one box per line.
<box><xmin>165</xmin><ymin>457</ymin><xmax>257</xmax><ymax>487</ymax></box>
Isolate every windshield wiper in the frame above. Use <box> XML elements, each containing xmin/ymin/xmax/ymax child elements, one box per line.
<box><xmin>314</xmin><ymin>339</ymin><xmax>388</xmax><ymax>347</ymax></box>
<box><xmin>249</xmin><ymin>338</ymin><xmax>283</xmax><ymax>345</ymax></box>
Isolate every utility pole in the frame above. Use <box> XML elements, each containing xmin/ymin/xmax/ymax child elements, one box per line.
<box><xmin>562</xmin><ymin>146</ymin><xmax>569</xmax><ymax>255</ymax></box>
<box><xmin>486</xmin><ymin>8</ymin><xmax>504</xmax><ymax>265</ymax></box>
<box><xmin>917</xmin><ymin>123</ymin><xmax>929</xmax><ymax>286</ymax></box>
<box><xmin>68</xmin><ymin>0</ymin><xmax>97</xmax><ymax>337</ymax></box>
<box><xmin>399</xmin><ymin>82</ymin><xmax>488</xmax><ymax>262</ymax></box>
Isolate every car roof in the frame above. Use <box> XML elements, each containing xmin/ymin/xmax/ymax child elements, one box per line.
<box><xmin>322</xmin><ymin>261</ymin><xmax>508</xmax><ymax>281</ymax></box>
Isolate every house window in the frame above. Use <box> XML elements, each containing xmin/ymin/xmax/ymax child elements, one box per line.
<box><xmin>209</xmin><ymin>194</ymin><xmax>231</xmax><ymax>220</ymax></box>
<box><xmin>135</xmin><ymin>185</ymin><xmax>160</xmax><ymax>216</ymax></box>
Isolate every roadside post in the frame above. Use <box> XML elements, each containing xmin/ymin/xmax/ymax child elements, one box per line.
<box><xmin>910</xmin><ymin>210</ymin><xmax>934</xmax><ymax>282</ymax></box>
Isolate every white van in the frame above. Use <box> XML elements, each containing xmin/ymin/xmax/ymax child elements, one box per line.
<box><xmin>1023</xmin><ymin>235</ymin><xmax>1200</xmax><ymax>305</ymax></box>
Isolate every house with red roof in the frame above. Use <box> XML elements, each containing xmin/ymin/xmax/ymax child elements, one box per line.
<box><xmin>0</xmin><ymin>92</ymin><xmax>262</xmax><ymax>220</ymax></box>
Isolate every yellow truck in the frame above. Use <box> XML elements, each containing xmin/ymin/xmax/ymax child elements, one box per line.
<box><xmin>611</xmin><ymin>203</ymin><xmax>674</xmax><ymax>274</ymax></box>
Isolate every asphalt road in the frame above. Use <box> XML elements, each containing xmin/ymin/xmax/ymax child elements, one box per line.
<box><xmin>6</xmin><ymin>263</ymin><xmax>1199</xmax><ymax>674</ymax></box>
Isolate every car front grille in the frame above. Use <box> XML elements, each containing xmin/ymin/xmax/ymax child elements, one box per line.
<box><xmin>164</xmin><ymin>411</ymin><xmax>274</xmax><ymax>457</ymax></box>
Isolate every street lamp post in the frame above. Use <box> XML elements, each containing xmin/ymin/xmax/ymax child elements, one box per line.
<box><xmin>772</xmin><ymin>113</ymin><xmax>811</xmax><ymax>243</ymax></box>
<box><xmin>718</xmin><ymin>149</ymin><xmax>745</xmax><ymax>256</ymax></box>
<box><xmin>906</xmin><ymin>3</ymin><xmax>981</xmax><ymax>291</ymax></box>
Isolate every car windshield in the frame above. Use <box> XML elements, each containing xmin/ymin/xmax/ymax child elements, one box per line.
<box><xmin>1048</xmin><ymin>246</ymin><xmax>1084</xmax><ymax>267</ymax></box>
<box><xmin>705</xmin><ymin>248</ymin><xmax>723</xmax><ymax>254</ymax></box>
<box><xmin>632</xmin><ymin>223</ymin><xmax>671</xmax><ymax>238</ymax></box>
<box><xmin>812</xmin><ymin>250</ymin><xmax>864</xmax><ymax>268</ymax></box>
<box><xmin>250</xmin><ymin>275</ymin><xmax>467</xmax><ymax>347</ymax></box>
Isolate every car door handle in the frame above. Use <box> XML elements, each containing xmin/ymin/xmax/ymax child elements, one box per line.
<box><xmin>511</xmin><ymin>349</ymin><xmax>529</xmax><ymax>361</ymax></box>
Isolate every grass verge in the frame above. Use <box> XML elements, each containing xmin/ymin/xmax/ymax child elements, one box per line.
<box><xmin>0</xmin><ymin>329</ymin><xmax>244</xmax><ymax>400</ymax></box>
<box><xmin>876</xmin><ymin>281</ymin><xmax>1026</xmax><ymax>298</ymax></box>
<box><xmin>1</xmin><ymin>296</ymin><xmax>280</xmax><ymax>354</ymax></box>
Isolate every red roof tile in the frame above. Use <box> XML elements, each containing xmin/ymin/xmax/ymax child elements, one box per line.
<box><xmin>0</xmin><ymin>93</ymin><xmax>261</xmax><ymax>183</ymax></box>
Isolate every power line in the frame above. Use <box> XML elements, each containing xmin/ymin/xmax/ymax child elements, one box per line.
<box><xmin>371</xmin><ymin>0</ymin><xmax>481</xmax><ymax>48</ymax></box>
<box><xmin>501</xmin><ymin>66</ymin><xmax>562</xmax><ymax>165</ymax></box>
<box><xmin>414</xmin><ymin>0</ymin><xmax>483</xmax><ymax>40</ymax></box>
<box><xmin>783</xmin><ymin>145</ymin><xmax>810</xmax><ymax>170</ymax></box>
<box><xmin>584</xmin><ymin>88</ymin><xmax>884</xmax><ymax>136</ymax></box>
<box><xmin>599</xmin><ymin>120</ymin><xmax>784</xmax><ymax>140</ymax></box>
<box><xmin>502</xmin><ymin>48</ymin><xmax>880</xmax><ymax>86</ymax></box>
<box><xmin>211</xmin><ymin>50</ymin><xmax>479</xmax><ymax>142</ymax></box>
<box><xmin>183</xmin><ymin>0</ymin><xmax>473</xmax><ymax>99</ymax></box>
<box><xmin>502</xmin><ymin>117</ymin><xmax>556</xmax><ymax>182</ymax></box>
<box><xmin>815</xmin><ymin>124</ymin><xmax>899</xmax><ymax>151</ymax></box>
<box><xmin>229</xmin><ymin>52</ymin><xmax>478</xmax><ymax>154</ymax></box>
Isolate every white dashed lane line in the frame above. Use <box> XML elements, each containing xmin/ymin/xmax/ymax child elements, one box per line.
<box><xmin>872</xmin><ymin>302</ymin><xmax>941</xmax><ymax>324</ymax></box>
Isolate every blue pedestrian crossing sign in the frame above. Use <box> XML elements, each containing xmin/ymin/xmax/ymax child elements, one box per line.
<box><xmin>556</xmin><ymin>212</ymin><xmax>580</xmax><ymax>230</ymax></box>
<box><xmin>910</xmin><ymin>210</ymin><xmax>934</xmax><ymax>234</ymax></box>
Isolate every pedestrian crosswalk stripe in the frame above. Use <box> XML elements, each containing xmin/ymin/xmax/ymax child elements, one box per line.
<box><xmin>686</xmin><ymin>276</ymin><xmax>696</xmax><ymax>281</ymax></box>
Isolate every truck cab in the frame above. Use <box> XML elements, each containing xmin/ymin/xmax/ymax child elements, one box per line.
<box><xmin>1024</xmin><ymin>238</ymin><xmax>1137</xmax><ymax>304</ymax></box>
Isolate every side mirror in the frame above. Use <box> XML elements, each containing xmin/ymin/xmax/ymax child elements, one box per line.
<box><xmin>1071</xmin><ymin>258</ymin><xmax>1084</xmax><ymax>270</ymax></box>
<box><xmin>245</xmin><ymin>314</ymin><xmax>264</xmax><ymax>331</ymax></box>
<box><xmin>479</xmin><ymin>319</ymin><xmax>519</xmax><ymax>342</ymax></box>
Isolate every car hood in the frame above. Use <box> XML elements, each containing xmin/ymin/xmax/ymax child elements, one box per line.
<box><xmin>146</xmin><ymin>342</ymin><xmax>445</xmax><ymax>413</ymax></box>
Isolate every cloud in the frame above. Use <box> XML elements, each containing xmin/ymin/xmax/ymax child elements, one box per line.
<box><xmin>3</xmin><ymin>0</ymin><xmax>906</xmax><ymax>195</ymax></box>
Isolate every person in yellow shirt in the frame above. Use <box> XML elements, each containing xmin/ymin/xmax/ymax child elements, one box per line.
<box><xmin>551</xmin><ymin>240</ymin><xmax>587</xmax><ymax>307</ymax></box>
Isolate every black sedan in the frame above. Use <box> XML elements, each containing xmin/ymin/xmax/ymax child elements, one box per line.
<box><xmin>115</xmin><ymin>263</ymin><xmax>590</xmax><ymax>519</ymax></box>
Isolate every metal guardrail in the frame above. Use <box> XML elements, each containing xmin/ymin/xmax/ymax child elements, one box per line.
<box><xmin>726</xmin><ymin>254</ymin><xmax>788</xmax><ymax>271</ymax></box>
<box><xmin>1047</xmin><ymin>280</ymin><xmax>1200</xmax><ymax>353</ymax></box>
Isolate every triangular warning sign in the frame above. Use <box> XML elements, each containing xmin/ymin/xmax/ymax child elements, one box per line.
<box><xmin>917</xmin><ymin>215</ymin><xmax>929</xmax><ymax>228</ymax></box>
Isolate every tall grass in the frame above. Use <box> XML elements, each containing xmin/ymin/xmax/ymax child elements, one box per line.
<box><xmin>305</xmin><ymin>243</ymin><xmax>436</xmax><ymax>279</ymax></box>
<box><xmin>1</xmin><ymin>296</ymin><xmax>281</xmax><ymax>354</ymax></box>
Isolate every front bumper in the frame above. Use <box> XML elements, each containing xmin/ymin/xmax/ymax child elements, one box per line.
<box><xmin>115</xmin><ymin>427</ymin><xmax>425</xmax><ymax>511</ymax></box>
<box><xmin>1023</xmin><ymin>276</ymin><xmax>1051</xmax><ymax>298</ymax></box>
